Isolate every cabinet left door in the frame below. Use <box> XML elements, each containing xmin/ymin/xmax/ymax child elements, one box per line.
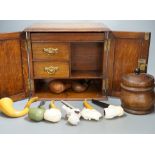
<box><xmin>0</xmin><ymin>32</ymin><xmax>29</xmax><ymax>101</ymax></box>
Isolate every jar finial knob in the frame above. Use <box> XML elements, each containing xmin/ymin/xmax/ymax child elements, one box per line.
<box><xmin>134</xmin><ymin>68</ymin><xmax>141</xmax><ymax>75</ymax></box>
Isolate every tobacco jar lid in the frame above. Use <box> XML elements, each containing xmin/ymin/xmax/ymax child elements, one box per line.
<box><xmin>121</xmin><ymin>68</ymin><xmax>154</xmax><ymax>88</ymax></box>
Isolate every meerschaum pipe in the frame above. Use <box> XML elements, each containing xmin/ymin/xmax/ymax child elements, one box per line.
<box><xmin>81</xmin><ymin>99</ymin><xmax>102</xmax><ymax>121</ymax></box>
<box><xmin>92</xmin><ymin>99</ymin><xmax>124</xmax><ymax>119</ymax></box>
<box><xmin>61</xmin><ymin>101</ymin><xmax>81</xmax><ymax>126</ymax></box>
<box><xmin>28</xmin><ymin>101</ymin><xmax>46</xmax><ymax>122</ymax></box>
<box><xmin>0</xmin><ymin>97</ymin><xmax>38</xmax><ymax>117</ymax></box>
<box><xmin>44</xmin><ymin>100</ymin><xmax>62</xmax><ymax>123</ymax></box>
<box><xmin>104</xmin><ymin>105</ymin><xmax>124</xmax><ymax>119</ymax></box>
<box><xmin>62</xmin><ymin>105</ymin><xmax>81</xmax><ymax>126</ymax></box>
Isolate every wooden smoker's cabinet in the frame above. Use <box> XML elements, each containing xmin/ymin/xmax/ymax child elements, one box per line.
<box><xmin>0</xmin><ymin>23</ymin><xmax>151</xmax><ymax>101</ymax></box>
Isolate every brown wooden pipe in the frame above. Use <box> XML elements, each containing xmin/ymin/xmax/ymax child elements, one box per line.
<box><xmin>72</xmin><ymin>80</ymin><xmax>89</xmax><ymax>93</ymax></box>
<box><xmin>49</xmin><ymin>80</ymin><xmax>71</xmax><ymax>94</ymax></box>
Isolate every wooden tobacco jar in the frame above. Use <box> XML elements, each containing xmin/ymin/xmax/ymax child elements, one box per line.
<box><xmin>121</xmin><ymin>68</ymin><xmax>155</xmax><ymax>115</ymax></box>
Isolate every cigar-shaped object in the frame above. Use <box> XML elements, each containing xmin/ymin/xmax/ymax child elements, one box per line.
<box><xmin>92</xmin><ymin>99</ymin><xmax>124</xmax><ymax>119</ymax></box>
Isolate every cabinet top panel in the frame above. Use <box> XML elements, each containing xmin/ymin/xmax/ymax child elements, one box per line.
<box><xmin>24</xmin><ymin>22</ymin><xmax>110</xmax><ymax>32</ymax></box>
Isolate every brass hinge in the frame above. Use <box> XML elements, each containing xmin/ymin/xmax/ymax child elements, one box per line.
<box><xmin>27</xmin><ymin>79</ymin><xmax>31</xmax><ymax>92</ymax></box>
<box><xmin>25</xmin><ymin>32</ymin><xmax>31</xmax><ymax>53</ymax></box>
<box><xmin>107</xmin><ymin>39</ymin><xmax>111</xmax><ymax>51</ymax></box>
<box><xmin>103</xmin><ymin>79</ymin><xmax>109</xmax><ymax>91</ymax></box>
<box><xmin>27</xmin><ymin>79</ymin><xmax>34</xmax><ymax>92</ymax></box>
<box><xmin>138</xmin><ymin>59</ymin><xmax>147</xmax><ymax>72</ymax></box>
<box><xmin>104</xmin><ymin>39</ymin><xmax>111</xmax><ymax>52</ymax></box>
<box><xmin>144</xmin><ymin>32</ymin><xmax>150</xmax><ymax>40</ymax></box>
<box><xmin>104</xmin><ymin>40</ymin><xmax>108</xmax><ymax>51</ymax></box>
<box><xmin>26</xmin><ymin>40</ymin><xmax>31</xmax><ymax>54</ymax></box>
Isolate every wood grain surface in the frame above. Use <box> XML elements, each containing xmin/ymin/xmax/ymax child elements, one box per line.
<box><xmin>24</xmin><ymin>23</ymin><xmax>110</xmax><ymax>32</ymax></box>
<box><xmin>0</xmin><ymin>32</ymin><xmax>28</xmax><ymax>100</ymax></box>
<box><xmin>107</xmin><ymin>32</ymin><xmax>150</xmax><ymax>97</ymax></box>
<box><xmin>31</xmin><ymin>32</ymin><xmax>105</xmax><ymax>42</ymax></box>
<box><xmin>33</xmin><ymin>61</ymin><xmax>69</xmax><ymax>78</ymax></box>
<box><xmin>32</xmin><ymin>42</ymin><xmax>70</xmax><ymax>61</ymax></box>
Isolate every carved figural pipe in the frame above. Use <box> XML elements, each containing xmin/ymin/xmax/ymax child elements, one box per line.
<box><xmin>92</xmin><ymin>99</ymin><xmax>124</xmax><ymax>119</ymax></box>
<box><xmin>0</xmin><ymin>97</ymin><xmax>38</xmax><ymax>117</ymax></box>
<box><xmin>61</xmin><ymin>100</ymin><xmax>81</xmax><ymax>126</ymax></box>
<box><xmin>81</xmin><ymin>99</ymin><xmax>102</xmax><ymax>121</ymax></box>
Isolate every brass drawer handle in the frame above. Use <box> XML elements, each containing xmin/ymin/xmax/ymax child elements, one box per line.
<box><xmin>43</xmin><ymin>48</ymin><xmax>58</xmax><ymax>55</ymax></box>
<box><xmin>44</xmin><ymin>66</ymin><xmax>59</xmax><ymax>75</ymax></box>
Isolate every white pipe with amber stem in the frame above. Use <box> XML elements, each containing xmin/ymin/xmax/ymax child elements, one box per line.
<box><xmin>44</xmin><ymin>100</ymin><xmax>62</xmax><ymax>123</ymax></box>
<box><xmin>81</xmin><ymin>99</ymin><xmax>102</xmax><ymax>121</ymax></box>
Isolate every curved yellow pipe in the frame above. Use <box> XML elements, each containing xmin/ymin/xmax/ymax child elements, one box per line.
<box><xmin>0</xmin><ymin>97</ymin><xmax>38</xmax><ymax>118</ymax></box>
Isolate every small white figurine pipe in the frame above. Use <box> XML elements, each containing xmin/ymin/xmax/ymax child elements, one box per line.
<box><xmin>81</xmin><ymin>99</ymin><xmax>102</xmax><ymax>121</ymax></box>
<box><xmin>44</xmin><ymin>100</ymin><xmax>62</xmax><ymax>123</ymax></box>
<box><xmin>61</xmin><ymin>101</ymin><xmax>81</xmax><ymax>126</ymax></box>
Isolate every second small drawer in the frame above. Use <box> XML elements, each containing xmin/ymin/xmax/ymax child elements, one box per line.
<box><xmin>32</xmin><ymin>42</ymin><xmax>69</xmax><ymax>61</ymax></box>
<box><xmin>33</xmin><ymin>61</ymin><xmax>69</xmax><ymax>78</ymax></box>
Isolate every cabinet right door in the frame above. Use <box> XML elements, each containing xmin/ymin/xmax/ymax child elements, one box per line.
<box><xmin>107</xmin><ymin>32</ymin><xmax>151</xmax><ymax>97</ymax></box>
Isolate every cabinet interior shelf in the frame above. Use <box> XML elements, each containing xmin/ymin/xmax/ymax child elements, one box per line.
<box><xmin>35</xmin><ymin>88</ymin><xmax>106</xmax><ymax>100</ymax></box>
<box><xmin>71</xmin><ymin>70</ymin><xmax>103</xmax><ymax>79</ymax></box>
<box><xmin>34</xmin><ymin>79</ymin><xmax>106</xmax><ymax>100</ymax></box>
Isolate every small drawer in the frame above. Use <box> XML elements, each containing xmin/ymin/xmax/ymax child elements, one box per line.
<box><xmin>33</xmin><ymin>61</ymin><xmax>69</xmax><ymax>78</ymax></box>
<box><xmin>32</xmin><ymin>42</ymin><xmax>69</xmax><ymax>61</ymax></box>
<box><xmin>31</xmin><ymin>32</ymin><xmax>105</xmax><ymax>41</ymax></box>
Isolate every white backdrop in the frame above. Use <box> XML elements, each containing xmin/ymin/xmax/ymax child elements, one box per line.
<box><xmin>0</xmin><ymin>0</ymin><xmax>155</xmax><ymax>153</ymax></box>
